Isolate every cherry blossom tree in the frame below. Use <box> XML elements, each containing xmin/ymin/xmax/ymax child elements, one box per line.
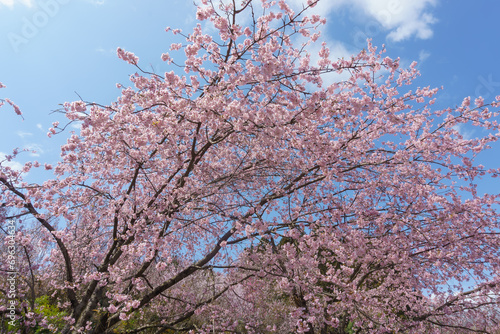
<box><xmin>1</xmin><ymin>0</ymin><xmax>500</xmax><ymax>333</ymax></box>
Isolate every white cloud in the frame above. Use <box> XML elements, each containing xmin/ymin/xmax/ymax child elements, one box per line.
<box><xmin>96</xmin><ymin>47</ymin><xmax>115</xmax><ymax>55</ymax></box>
<box><xmin>71</xmin><ymin>122</ymin><xmax>82</xmax><ymax>130</ymax></box>
<box><xmin>419</xmin><ymin>49</ymin><xmax>431</xmax><ymax>62</ymax></box>
<box><xmin>452</xmin><ymin>124</ymin><xmax>474</xmax><ymax>140</ymax></box>
<box><xmin>357</xmin><ymin>0</ymin><xmax>437</xmax><ymax>41</ymax></box>
<box><xmin>16</xmin><ymin>130</ymin><xmax>33</xmax><ymax>138</ymax></box>
<box><xmin>24</xmin><ymin>143</ymin><xmax>44</xmax><ymax>157</ymax></box>
<box><xmin>0</xmin><ymin>0</ymin><xmax>33</xmax><ymax>8</ymax></box>
<box><xmin>316</xmin><ymin>40</ymin><xmax>356</xmax><ymax>85</ymax></box>
<box><xmin>0</xmin><ymin>152</ymin><xmax>23</xmax><ymax>171</ymax></box>
<box><xmin>0</xmin><ymin>0</ymin><xmax>103</xmax><ymax>9</ymax></box>
<box><xmin>288</xmin><ymin>0</ymin><xmax>438</xmax><ymax>42</ymax></box>
<box><xmin>287</xmin><ymin>0</ymin><xmax>342</xmax><ymax>15</ymax></box>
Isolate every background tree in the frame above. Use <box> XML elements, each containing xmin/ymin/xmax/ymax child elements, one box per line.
<box><xmin>1</xmin><ymin>0</ymin><xmax>500</xmax><ymax>333</ymax></box>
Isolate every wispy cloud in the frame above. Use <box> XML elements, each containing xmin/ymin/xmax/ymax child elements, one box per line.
<box><xmin>1</xmin><ymin>0</ymin><xmax>104</xmax><ymax>9</ymax></box>
<box><xmin>0</xmin><ymin>0</ymin><xmax>34</xmax><ymax>8</ymax></box>
<box><xmin>452</xmin><ymin>124</ymin><xmax>474</xmax><ymax>140</ymax></box>
<box><xmin>289</xmin><ymin>0</ymin><xmax>438</xmax><ymax>42</ymax></box>
<box><xmin>24</xmin><ymin>143</ymin><xmax>44</xmax><ymax>157</ymax></box>
<box><xmin>419</xmin><ymin>50</ymin><xmax>431</xmax><ymax>63</ymax></box>
<box><xmin>71</xmin><ymin>122</ymin><xmax>82</xmax><ymax>130</ymax></box>
<box><xmin>96</xmin><ymin>47</ymin><xmax>115</xmax><ymax>55</ymax></box>
<box><xmin>17</xmin><ymin>130</ymin><xmax>33</xmax><ymax>138</ymax></box>
<box><xmin>89</xmin><ymin>0</ymin><xmax>105</xmax><ymax>5</ymax></box>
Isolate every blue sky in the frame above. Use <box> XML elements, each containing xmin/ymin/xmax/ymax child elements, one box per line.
<box><xmin>1</xmin><ymin>0</ymin><xmax>499</xmax><ymax>195</ymax></box>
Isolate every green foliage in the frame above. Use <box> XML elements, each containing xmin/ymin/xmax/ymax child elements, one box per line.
<box><xmin>3</xmin><ymin>316</ymin><xmax>19</xmax><ymax>333</ymax></box>
<box><xmin>1</xmin><ymin>295</ymin><xmax>67</xmax><ymax>334</ymax></box>
<box><xmin>346</xmin><ymin>321</ymin><xmax>355</xmax><ymax>334</ymax></box>
<box><xmin>33</xmin><ymin>295</ymin><xmax>68</xmax><ymax>333</ymax></box>
<box><xmin>112</xmin><ymin>314</ymin><xmax>139</xmax><ymax>334</ymax></box>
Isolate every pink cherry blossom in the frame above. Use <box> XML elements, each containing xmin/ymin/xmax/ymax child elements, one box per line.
<box><xmin>4</xmin><ymin>98</ymin><xmax>22</xmax><ymax>116</ymax></box>
<box><xmin>116</xmin><ymin>47</ymin><xmax>139</xmax><ymax>65</ymax></box>
<box><xmin>1</xmin><ymin>1</ymin><xmax>500</xmax><ymax>333</ymax></box>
